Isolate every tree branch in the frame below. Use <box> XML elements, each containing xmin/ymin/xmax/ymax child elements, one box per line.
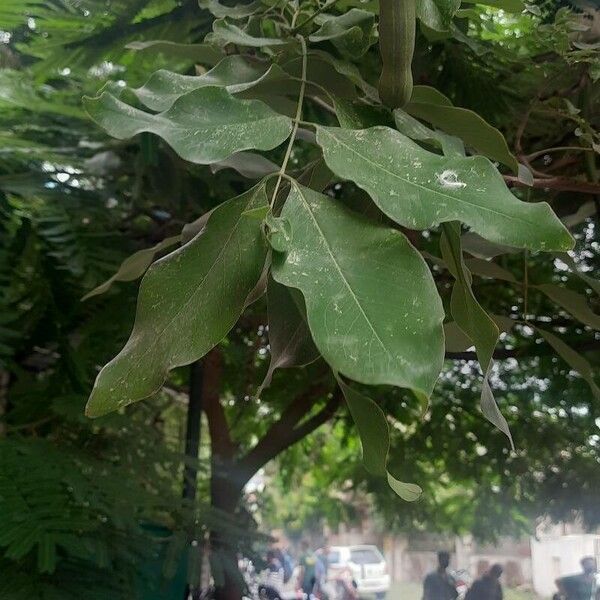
<box><xmin>446</xmin><ymin>338</ymin><xmax>600</xmax><ymax>361</ymax></box>
<box><xmin>504</xmin><ymin>175</ymin><xmax>600</xmax><ymax>195</ymax></box>
<box><xmin>203</xmin><ymin>347</ymin><xmax>234</xmax><ymax>460</ymax></box>
<box><xmin>238</xmin><ymin>386</ymin><xmax>342</xmax><ymax>482</ymax></box>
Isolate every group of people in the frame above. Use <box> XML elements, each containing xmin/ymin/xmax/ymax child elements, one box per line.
<box><xmin>424</xmin><ymin>551</ymin><xmax>599</xmax><ymax>600</ymax></box>
<box><xmin>263</xmin><ymin>541</ymin><xmax>331</xmax><ymax>598</ymax></box>
<box><xmin>423</xmin><ymin>552</ymin><xmax>502</xmax><ymax>600</ymax></box>
<box><xmin>262</xmin><ymin>541</ymin><xmax>358</xmax><ymax>600</ymax></box>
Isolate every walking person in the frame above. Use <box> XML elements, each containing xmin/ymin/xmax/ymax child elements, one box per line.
<box><xmin>423</xmin><ymin>551</ymin><xmax>459</xmax><ymax>600</ymax></box>
<box><xmin>555</xmin><ymin>557</ymin><xmax>599</xmax><ymax>600</ymax></box>
<box><xmin>465</xmin><ymin>564</ymin><xmax>503</xmax><ymax>600</ymax></box>
<box><xmin>298</xmin><ymin>540</ymin><xmax>318</xmax><ymax>599</ymax></box>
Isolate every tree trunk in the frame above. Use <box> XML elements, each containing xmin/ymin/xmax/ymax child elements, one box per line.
<box><xmin>210</xmin><ymin>465</ymin><xmax>244</xmax><ymax>600</ymax></box>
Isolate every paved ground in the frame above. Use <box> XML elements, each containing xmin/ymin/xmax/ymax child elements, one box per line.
<box><xmin>384</xmin><ymin>582</ymin><xmax>538</xmax><ymax>600</ymax></box>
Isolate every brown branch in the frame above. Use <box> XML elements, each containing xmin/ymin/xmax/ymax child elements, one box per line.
<box><xmin>203</xmin><ymin>347</ymin><xmax>234</xmax><ymax>460</ymax></box>
<box><xmin>503</xmin><ymin>175</ymin><xmax>600</xmax><ymax>195</ymax></box>
<box><xmin>238</xmin><ymin>386</ymin><xmax>342</xmax><ymax>482</ymax></box>
<box><xmin>446</xmin><ymin>338</ymin><xmax>600</xmax><ymax>361</ymax></box>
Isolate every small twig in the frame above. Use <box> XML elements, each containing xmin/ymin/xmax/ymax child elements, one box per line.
<box><xmin>290</xmin><ymin>0</ymin><xmax>341</xmax><ymax>34</ymax></box>
<box><xmin>523</xmin><ymin>250</ymin><xmax>529</xmax><ymax>323</ymax></box>
<box><xmin>526</xmin><ymin>146</ymin><xmax>596</xmax><ymax>162</ymax></box>
<box><xmin>269</xmin><ymin>36</ymin><xmax>308</xmax><ymax>208</ymax></box>
<box><xmin>503</xmin><ymin>174</ymin><xmax>600</xmax><ymax>195</ymax></box>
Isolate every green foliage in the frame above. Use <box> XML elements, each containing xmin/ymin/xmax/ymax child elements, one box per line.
<box><xmin>87</xmin><ymin>185</ymin><xmax>270</xmax><ymax>416</ymax></box>
<box><xmin>75</xmin><ymin>0</ymin><xmax>600</xmax><ymax>507</ymax></box>
<box><xmin>1</xmin><ymin>1</ymin><xmax>600</xmax><ymax>596</ymax></box>
<box><xmin>271</xmin><ymin>183</ymin><xmax>445</xmax><ymax>397</ymax></box>
<box><xmin>315</xmin><ymin>125</ymin><xmax>572</xmax><ymax>251</ymax></box>
<box><xmin>84</xmin><ymin>88</ymin><xmax>293</xmax><ymax>165</ymax></box>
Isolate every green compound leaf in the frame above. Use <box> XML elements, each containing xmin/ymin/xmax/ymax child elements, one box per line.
<box><xmin>86</xmin><ymin>184</ymin><xmax>269</xmax><ymax>417</ymax></box>
<box><xmin>82</xmin><ymin>235</ymin><xmax>181</xmax><ymax>301</ymax></box>
<box><xmin>271</xmin><ymin>184</ymin><xmax>445</xmax><ymax>397</ymax></box>
<box><xmin>440</xmin><ymin>222</ymin><xmax>513</xmax><ymax>448</ymax></box>
<box><xmin>536</xmin><ymin>328</ymin><xmax>600</xmax><ymax>400</ymax></box>
<box><xmin>337</xmin><ymin>376</ymin><xmax>422</xmax><ymax>501</ymax></box>
<box><xmin>127</xmin><ymin>58</ymin><xmax>289</xmax><ymax>112</ymax></box>
<box><xmin>83</xmin><ymin>87</ymin><xmax>292</xmax><ymax>165</ymax></box>
<box><xmin>315</xmin><ymin>125</ymin><xmax>573</xmax><ymax>252</ymax></box>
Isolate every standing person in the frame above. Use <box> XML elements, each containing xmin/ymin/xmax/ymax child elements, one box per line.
<box><xmin>465</xmin><ymin>564</ymin><xmax>503</xmax><ymax>600</ymax></box>
<box><xmin>315</xmin><ymin>542</ymin><xmax>331</xmax><ymax>594</ymax></box>
<box><xmin>556</xmin><ymin>557</ymin><xmax>599</xmax><ymax>600</ymax></box>
<box><xmin>298</xmin><ymin>540</ymin><xmax>318</xmax><ymax>598</ymax></box>
<box><xmin>423</xmin><ymin>551</ymin><xmax>459</xmax><ymax>600</ymax></box>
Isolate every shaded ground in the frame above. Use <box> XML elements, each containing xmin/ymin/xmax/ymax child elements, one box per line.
<box><xmin>385</xmin><ymin>582</ymin><xmax>538</xmax><ymax>600</ymax></box>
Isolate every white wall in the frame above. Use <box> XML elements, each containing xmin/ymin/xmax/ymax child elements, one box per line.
<box><xmin>531</xmin><ymin>535</ymin><xmax>600</xmax><ymax>598</ymax></box>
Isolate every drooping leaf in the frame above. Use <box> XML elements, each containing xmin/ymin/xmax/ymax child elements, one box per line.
<box><xmin>405</xmin><ymin>88</ymin><xmax>519</xmax><ymax>171</ymax></box>
<box><xmin>394</xmin><ymin>108</ymin><xmax>464</xmax><ymax>156</ymax></box>
<box><xmin>444</xmin><ymin>321</ymin><xmax>474</xmax><ymax>352</ymax></box>
<box><xmin>282</xmin><ymin>53</ymin><xmax>359</xmax><ymax>100</ymax></box>
<box><xmin>440</xmin><ymin>222</ymin><xmax>513</xmax><ymax>447</ymax></box>
<box><xmin>315</xmin><ymin>125</ymin><xmax>573</xmax><ymax>252</ymax></box>
<box><xmin>445</xmin><ymin>316</ymin><xmax>515</xmax><ymax>352</ymax></box>
<box><xmin>181</xmin><ymin>211</ymin><xmax>213</xmax><ymax>245</ymax></box>
<box><xmin>465</xmin><ymin>257</ymin><xmax>517</xmax><ymax>282</ymax></box>
<box><xmin>309</xmin><ymin>9</ymin><xmax>375</xmax><ymax>58</ymax></box>
<box><xmin>536</xmin><ymin>328</ymin><xmax>600</xmax><ymax>400</ymax></box>
<box><xmin>82</xmin><ymin>235</ymin><xmax>182</xmax><ymax>301</ymax></box>
<box><xmin>462</xmin><ymin>0</ymin><xmax>524</xmax><ymax>11</ymax></box>
<box><xmin>461</xmin><ymin>232</ymin><xmax>519</xmax><ymax>258</ymax></box>
<box><xmin>271</xmin><ymin>184</ymin><xmax>445</xmax><ymax>397</ymax></box>
<box><xmin>209</xmin><ymin>18</ymin><xmax>292</xmax><ymax>47</ymax></box>
<box><xmin>561</xmin><ymin>201</ymin><xmax>596</xmax><ymax>229</ymax></box>
<box><xmin>126</xmin><ymin>59</ymin><xmax>289</xmax><ymax>112</ymax></box>
<box><xmin>83</xmin><ymin>88</ymin><xmax>292</xmax><ymax>165</ymax></box>
<box><xmin>334</xmin><ymin>97</ymin><xmax>394</xmax><ymax>129</ymax></box>
<box><xmin>259</xmin><ymin>278</ymin><xmax>320</xmax><ymax>393</ymax></box>
<box><xmin>536</xmin><ymin>284</ymin><xmax>600</xmax><ymax>330</ymax></box>
<box><xmin>199</xmin><ymin>0</ymin><xmax>262</xmax><ymax>18</ymax></box>
<box><xmin>556</xmin><ymin>253</ymin><xmax>600</xmax><ymax>296</ymax></box>
<box><xmin>417</xmin><ymin>0</ymin><xmax>461</xmax><ymax>31</ymax></box>
<box><xmin>125</xmin><ymin>40</ymin><xmax>225</xmax><ymax>65</ymax></box>
<box><xmin>337</xmin><ymin>376</ymin><xmax>422</xmax><ymax>501</ymax></box>
<box><xmin>210</xmin><ymin>152</ymin><xmax>279</xmax><ymax>179</ymax></box>
<box><xmin>410</xmin><ymin>85</ymin><xmax>453</xmax><ymax>105</ymax></box>
<box><xmin>310</xmin><ymin>50</ymin><xmax>378</xmax><ymax>99</ymax></box>
<box><xmin>85</xmin><ymin>184</ymin><xmax>269</xmax><ymax>417</ymax></box>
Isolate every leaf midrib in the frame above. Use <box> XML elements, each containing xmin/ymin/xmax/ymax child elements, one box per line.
<box><xmin>293</xmin><ymin>184</ymin><xmax>391</xmax><ymax>359</ymax></box>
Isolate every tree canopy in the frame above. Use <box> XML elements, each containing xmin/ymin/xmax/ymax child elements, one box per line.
<box><xmin>0</xmin><ymin>0</ymin><xmax>599</xmax><ymax>598</ymax></box>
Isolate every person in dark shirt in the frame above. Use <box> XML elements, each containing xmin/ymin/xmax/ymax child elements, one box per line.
<box><xmin>298</xmin><ymin>540</ymin><xmax>318</xmax><ymax>597</ymax></box>
<box><xmin>556</xmin><ymin>557</ymin><xmax>599</xmax><ymax>600</ymax></box>
<box><xmin>465</xmin><ymin>564</ymin><xmax>503</xmax><ymax>600</ymax></box>
<box><xmin>423</xmin><ymin>551</ymin><xmax>458</xmax><ymax>600</ymax></box>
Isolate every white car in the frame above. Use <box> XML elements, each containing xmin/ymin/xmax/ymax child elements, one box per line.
<box><xmin>325</xmin><ymin>545</ymin><xmax>390</xmax><ymax>598</ymax></box>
